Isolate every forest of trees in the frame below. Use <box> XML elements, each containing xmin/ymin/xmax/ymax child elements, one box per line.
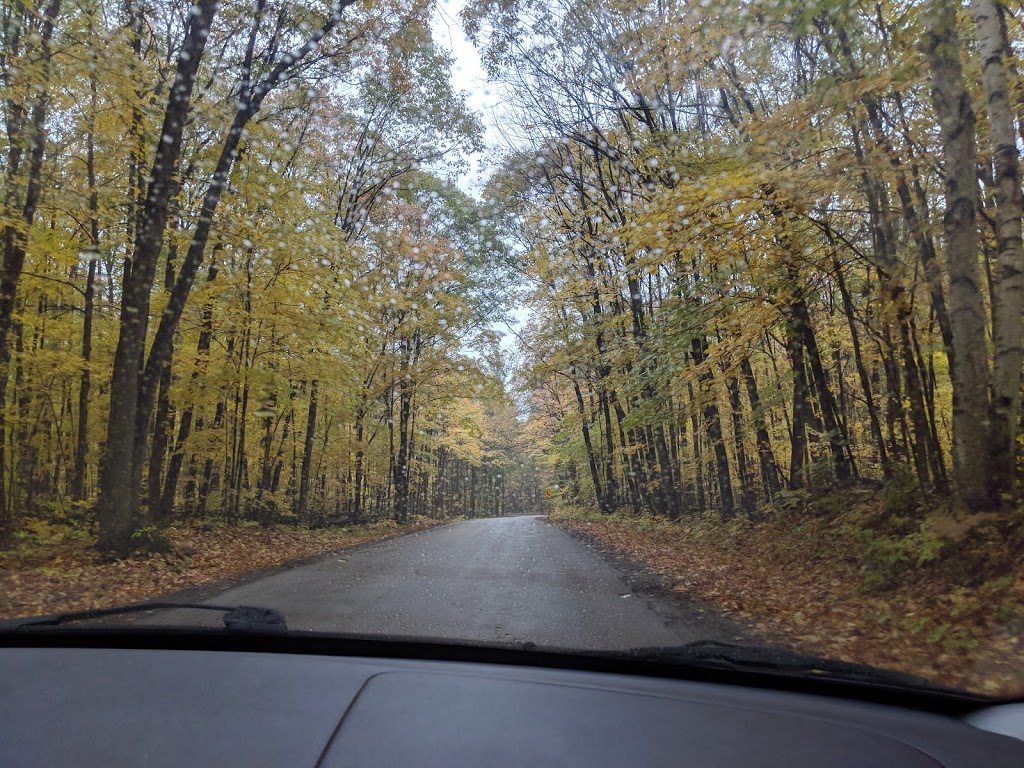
<box><xmin>0</xmin><ymin>0</ymin><xmax>541</xmax><ymax>556</ymax></box>
<box><xmin>468</xmin><ymin>0</ymin><xmax>1024</xmax><ymax>520</ymax></box>
<box><xmin>2</xmin><ymin>0</ymin><xmax>1023</xmax><ymax>559</ymax></box>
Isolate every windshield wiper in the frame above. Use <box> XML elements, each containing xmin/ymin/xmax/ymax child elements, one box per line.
<box><xmin>620</xmin><ymin>640</ymin><xmax>946</xmax><ymax>690</ymax></box>
<box><xmin>0</xmin><ymin>602</ymin><xmax>288</xmax><ymax>633</ymax></box>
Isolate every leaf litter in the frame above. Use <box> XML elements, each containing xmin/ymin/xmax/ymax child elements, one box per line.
<box><xmin>0</xmin><ymin>517</ymin><xmax>447</xmax><ymax>621</ymax></box>
<box><xmin>550</xmin><ymin>506</ymin><xmax>1024</xmax><ymax>697</ymax></box>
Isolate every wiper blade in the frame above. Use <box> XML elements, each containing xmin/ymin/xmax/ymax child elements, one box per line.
<box><xmin>0</xmin><ymin>602</ymin><xmax>288</xmax><ymax>633</ymax></box>
<box><xmin>622</xmin><ymin>640</ymin><xmax>942</xmax><ymax>689</ymax></box>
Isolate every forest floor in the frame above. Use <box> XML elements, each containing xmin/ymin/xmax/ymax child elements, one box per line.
<box><xmin>550</xmin><ymin>488</ymin><xmax>1024</xmax><ymax>697</ymax></box>
<box><xmin>0</xmin><ymin>516</ymin><xmax>449</xmax><ymax>621</ymax></box>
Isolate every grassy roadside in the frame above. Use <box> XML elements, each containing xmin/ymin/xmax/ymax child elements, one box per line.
<box><xmin>549</xmin><ymin>496</ymin><xmax>1024</xmax><ymax>696</ymax></box>
<box><xmin>0</xmin><ymin>516</ymin><xmax>453</xmax><ymax>620</ymax></box>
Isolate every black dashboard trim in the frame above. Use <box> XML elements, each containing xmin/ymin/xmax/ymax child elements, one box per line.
<box><xmin>0</xmin><ymin>626</ymin><xmax>1005</xmax><ymax>716</ymax></box>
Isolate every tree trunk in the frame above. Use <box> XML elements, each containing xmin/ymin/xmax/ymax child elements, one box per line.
<box><xmin>785</xmin><ymin>306</ymin><xmax>810</xmax><ymax>490</ymax></box>
<box><xmin>572</xmin><ymin>373</ymin><xmax>606</xmax><ymax>511</ymax></box>
<box><xmin>925</xmin><ymin>0</ymin><xmax>992</xmax><ymax>508</ymax></box>
<box><xmin>599</xmin><ymin>390</ymin><xmax>618</xmax><ymax>508</ymax></box>
<box><xmin>99</xmin><ymin>0</ymin><xmax>356</xmax><ymax>552</ymax></box>
<box><xmin>393</xmin><ymin>378</ymin><xmax>412</xmax><ymax>524</ymax></box>
<box><xmin>687</xmin><ymin>381</ymin><xmax>706</xmax><ymax>511</ymax></box>
<box><xmin>197</xmin><ymin>399</ymin><xmax>224</xmax><ymax>517</ymax></box>
<box><xmin>231</xmin><ymin>381</ymin><xmax>250</xmax><ymax>522</ymax></box>
<box><xmin>298</xmin><ymin>380</ymin><xmax>318</xmax><ymax>520</ymax></box>
<box><xmin>833</xmin><ymin>259</ymin><xmax>889</xmax><ymax>477</ymax></box>
<box><xmin>740</xmin><ymin>356</ymin><xmax>781</xmax><ymax>502</ymax></box>
<box><xmin>793</xmin><ymin>294</ymin><xmax>853</xmax><ymax>481</ymax></box>
<box><xmin>469</xmin><ymin>465</ymin><xmax>477</xmax><ymax>518</ymax></box>
<box><xmin>611</xmin><ymin>396</ymin><xmax>643</xmax><ymax>513</ymax></box>
<box><xmin>973</xmin><ymin>0</ymin><xmax>1024</xmax><ymax>499</ymax></box>
<box><xmin>0</xmin><ymin>0</ymin><xmax>62</xmax><ymax>529</ymax></box>
<box><xmin>726</xmin><ymin>373</ymin><xmax>754</xmax><ymax>514</ymax></box>
<box><xmin>95</xmin><ymin>0</ymin><xmax>219</xmax><ymax>555</ymax></box>
<box><xmin>353</xmin><ymin>412</ymin><xmax>365</xmax><ymax>523</ymax></box>
<box><xmin>0</xmin><ymin>0</ymin><xmax>62</xmax><ymax>358</ymax></box>
<box><xmin>692</xmin><ymin>337</ymin><xmax>734</xmax><ymax>518</ymax></box>
<box><xmin>160</xmin><ymin>265</ymin><xmax>218</xmax><ymax>517</ymax></box>
<box><xmin>147</xmin><ymin>354</ymin><xmax>173</xmax><ymax>521</ymax></box>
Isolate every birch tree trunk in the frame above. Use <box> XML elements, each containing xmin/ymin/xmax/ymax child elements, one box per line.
<box><xmin>925</xmin><ymin>0</ymin><xmax>992</xmax><ymax>508</ymax></box>
<box><xmin>972</xmin><ymin>0</ymin><xmax>1024</xmax><ymax>498</ymax></box>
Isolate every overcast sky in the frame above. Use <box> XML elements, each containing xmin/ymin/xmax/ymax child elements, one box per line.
<box><xmin>430</xmin><ymin>0</ymin><xmax>531</xmax><ymax>359</ymax></box>
<box><xmin>431</xmin><ymin>0</ymin><xmax>503</xmax><ymax>194</ymax></box>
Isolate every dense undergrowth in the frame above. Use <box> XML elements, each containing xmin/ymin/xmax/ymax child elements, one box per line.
<box><xmin>550</xmin><ymin>482</ymin><xmax>1024</xmax><ymax>696</ymax></box>
<box><xmin>0</xmin><ymin>516</ymin><xmax>453</xmax><ymax>621</ymax></box>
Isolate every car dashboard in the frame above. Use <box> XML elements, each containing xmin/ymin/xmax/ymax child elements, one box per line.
<box><xmin>1</xmin><ymin>635</ymin><xmax>1023</xmax><ymax>767</ymax></box>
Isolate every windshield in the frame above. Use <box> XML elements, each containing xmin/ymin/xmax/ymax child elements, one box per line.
<box><xmin>1</xmin><ymin>0</ymin><xmax>1022</xmax><ymax>698</ymax></box>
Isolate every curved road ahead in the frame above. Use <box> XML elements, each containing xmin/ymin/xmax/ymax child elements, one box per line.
<box><xmin>146</xmin><ymin>515</ymin><xmax>746</xmax><ymax>650</ymax></box>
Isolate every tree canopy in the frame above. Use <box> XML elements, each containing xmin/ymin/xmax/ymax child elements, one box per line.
<box><xmin>467</xmin><ymin>0</ymin><xmax>1024</xmax><ymax>519</ymax></box>
<box><xmin>0</xmin><ymin>0</ymin><xmax>1022</xmax><ymax>558</ymax></box>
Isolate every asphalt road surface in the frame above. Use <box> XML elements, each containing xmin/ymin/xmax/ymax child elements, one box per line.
<box><xmin>143</xmin><ymin>515</ymin><xmax>747</xmax><ymax>650</ymax></box>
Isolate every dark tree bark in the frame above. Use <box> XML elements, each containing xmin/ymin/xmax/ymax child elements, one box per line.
<box><xmin>687</xmin><ymin>380</ymin><xmax>706</xmax><ymax>511</ymax></box>
<box><xmin>599</xmin><ymin>390</ymin><xmax>618</xmax><ymax>508</ymax></box>
<box><xmin>692</xmin><ymin>337</ymin><xmax>734</xmax><ymax>518</ymax></box>
<box><xmin>147</xmin><ymin>354</ymin><xmax>173</xmax><ymax>521</ymax></box>
<box><xmin>793</xmin><ymin>294</ymin><xmax>854</xmax><ymax>481</ymax></box>
<box><xmin>72</xmin><ymin>42</ymin><xmax>102</xmax><ymax>503</ymax></box>
<box><xmin>785</xmin><ymin>306</ymin><xmax>811</xmax><ymax>490</ymax></box>
<box><xmin>393</xmin><ymin>377</ymin><xmax>412</xmax><ymax>524</ymax></box>
<box><xmin>725</xmin><ymin>373</ymin><xmax>754</xmax><ymax>514</ymax></box>
<box><xmin>353</xmin><ymin>414</ymin><xmax>366</xmax><ymax>523</ymax></box>
<box><xmin>0</xmin><ymin>0</ymin><xmax>62</xmax><ymax>357</ymax></box>
<box><xmin>72</xmin><ymin>259</ymin><xmax>96</xmax><ymax>502</ymax></box>
<box><xmin>0</xmin><ymin>0</ymin><xmax>62</xmax><ymax>528</ymax></box>
<box><xmin>298</xmin><ymin>380</ymin><xmax>318</xmax><ymax>520</ymax></box>
<box><xmin>740</xmin><ymin>356</ymin><xmax>781</xmax><ymax>501</ymax></box>
<box><xmin>833</xmin><ymin>258</ymin><xmax>889</xmax><ymax>477</ymax></box>
<box><xmin>571</xmin><ymin>370</ymin><xmax>606</xmax><ymax>511</ymax></box>
<box><xmin>95</xmin><ymin>0</ymin><xmax>219</xmax><ymax>554</ymax></box>
<box><xmin>159</xmin><ymin>264</ymin><xmax>218</xmax><ymax>517</ymax></box>
<box><xmin>98</xmin><ymin>0</ymin><xmax>360</xmax><ymax>552</ymax></box>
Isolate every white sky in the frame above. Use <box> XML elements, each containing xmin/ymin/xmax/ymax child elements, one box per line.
<box><xmin>430</xmin><ymin>1</ymin><xmax>530</xmax><ymax>359</ymax></box>
<box><xmin>430</xmin><ymin>0</ymin><xmax>503</xmax><ymax>195</ymax></box>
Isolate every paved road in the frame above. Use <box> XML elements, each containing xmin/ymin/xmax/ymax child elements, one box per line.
<box><xmin>143</xmin><ymin>515</ymin><xmax>747</xmax><ymax>650</ymax></box>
